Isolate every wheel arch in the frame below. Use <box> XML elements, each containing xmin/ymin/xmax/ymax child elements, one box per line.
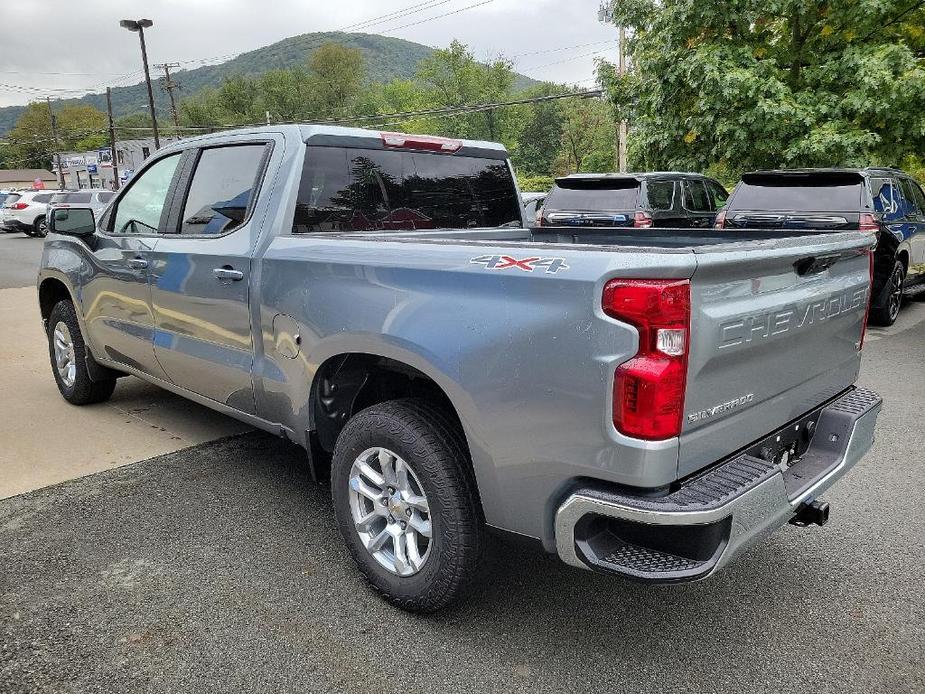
<box><xmin>305</xmin><ymin>348</ymin><xmax>485</xmax><ymax>507</ymax></box>
<box><xmin>38</xmin><ymin>275</ymin><xmax>76</xmax><ymax>323</ymax></box>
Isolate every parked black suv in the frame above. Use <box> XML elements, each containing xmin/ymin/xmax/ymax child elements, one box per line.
<box><xmin>718</xmin><ymin>168</ymin><xmax>925</xmax><ymax>326</ymax></box>
<box><xmin>537</xmin><ymin>173</ymin><xmax>728</xmax><ymax>229</ymax></box>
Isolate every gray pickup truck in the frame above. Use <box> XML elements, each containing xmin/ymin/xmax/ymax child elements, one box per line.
<box><xmin>38</xmin><ymin>125</ymin><xmax>882</xmax><ymax>612</ymax></box>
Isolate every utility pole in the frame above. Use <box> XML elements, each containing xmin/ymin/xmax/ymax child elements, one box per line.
<box><xmin>106</xmin><ymin>87</ymin><xmax>120</xmax><ymax>191</ymax></box>
<box><xmin>156</xmin><ymin>62</ymin><xmax>182</xmax><ymax>134</ymax></box>
<box><xmin>616</xmin><ymin>26</ymin><xmax>628</xmax><ymax>173</ymax></box>
<box><xmin>46</xmin><ymin>97</ymin><xmax>65</xmax><ymax>189</ymax></box>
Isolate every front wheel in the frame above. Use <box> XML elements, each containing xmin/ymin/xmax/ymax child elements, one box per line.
<box><xmin>331</xmin><ymin>399</ymin><xmax>484</xmax><ymax>612</ymax></box>
<box><xmin>47</xmin><ymin>300</ymin><xmax>116</xmax><ymax>405</ymax></box>
<box><xmin>870</xmin><ymin>259</ymin><xmax>905</xmax><ymax>327</ymax></box>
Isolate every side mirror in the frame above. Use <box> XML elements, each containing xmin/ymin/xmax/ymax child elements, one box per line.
<box><xmin>50</xmin><ymin>207</ymin><xmax>96</xmax><ymax>237</ymax></box>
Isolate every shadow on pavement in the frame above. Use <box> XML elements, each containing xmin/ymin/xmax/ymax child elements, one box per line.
<box><xmin>0</xmin><ymin>432</ymin><xmax>919</xmax><ymax>694</ymax></box>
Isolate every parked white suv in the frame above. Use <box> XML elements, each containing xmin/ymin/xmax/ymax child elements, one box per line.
<box><xmin>1</xmin><ymin>190</ymin><xmax>66</xmax><ymax>237</ymax></box>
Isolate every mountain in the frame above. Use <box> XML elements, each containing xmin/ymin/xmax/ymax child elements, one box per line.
<box><xmin>0</xmin><ymin>32</ymin><xmax>538</xmax><ymax>136</ymax></box>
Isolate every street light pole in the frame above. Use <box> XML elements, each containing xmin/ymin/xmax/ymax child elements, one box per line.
<box><xmin>120</xmin><ymin>18</ymin><xmax>160</xmax><ymax>150</ymax></box>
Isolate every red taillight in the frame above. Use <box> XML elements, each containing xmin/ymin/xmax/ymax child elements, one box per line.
<box><xmin>859</xmin><ymin>249</ymin><xmax>874</xmax><ymax>350</ymax></box>
<box><xmin>714</xmin><ymin>210</ymin><xmax>727</xmax><ymax>229</ymax></box>
<box><xmin>12</xmin><ymin>202</ymin><xmax>28</xmax><ymax>210</ymax></box>
<box><xmin>633</xmin><ymin>211</ymin><xmax>654</xmax><ymax>228</ymax></box>
<box><xmin>603</xmin><ymin>279</ymin><xmax>691</xmax><ymax>440</ymax></box>
<box><xmin>859</xmin><ymin>213</ymin><xmax>879</xmax><ymax>233</ymax></box>
<box><xmin>381</xmin><ymin>132</ymin><xmax>462</xmax><ymax>153</ymax></box>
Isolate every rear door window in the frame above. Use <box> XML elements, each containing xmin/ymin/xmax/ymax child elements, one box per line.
<box><xmin>68</xmin><ymin>193</ymin><xmax>93</xmax><ymax>204</ymax></box>
<box><xmin>899</xmin><ymin>179</ymin><xmax>921</xmax><ymax>217</ymax></box>
<box><xmin>293</xmin><ymin>146</ymin><xmax>521</xmax><ymax>232</ymax></box>
<box><xmin>33</xmin><ymin>194</ymin><xmax>53</xmax><ymax>204</ymax></box>
<box><xmin>706</xmin><ymin>181</ymin><xmax>729</xmax><ymax>210</ymax></box>
<box><xmin>682</xmin><ymin>180</ymin><xmax>710</xmax><ymax>211</ymax></box>
<box><xmin>545</xmin><ymin>180</ymin><xmax>640</xmax><ymax>211</ymax></box>
<box><xmin>646</xmin><ymin>181</ymin><xmax>675</xmax><ymax>211</ymax></box>
<box><xmin>870</xmin><ymin>178</ymin><xmax>902</xmax><ymax>219</ymax></box>
<box><xmin>97</xmin><ymin>192</ymin><xmax>115</xmax><ymax>204</ymax></box>
<box><xmin>907</xmin><ymin>180</ymin><xmax>925</xmax><ymax>216</ymax></box>
<box><xmin>178</xmin><ymin>144</ymin><xmax>267</xmax><ymax>235</ymax></box>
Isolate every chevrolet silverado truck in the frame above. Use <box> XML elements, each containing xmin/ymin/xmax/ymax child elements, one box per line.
<box><xmin>37</xmin><ymin>125</ymin><xmax>882</xmax><ymax>612</ymax></box>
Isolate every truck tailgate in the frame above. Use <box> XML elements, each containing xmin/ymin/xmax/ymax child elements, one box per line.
<box><xmin>679</xmin><ymin>232</ymin><xmax>875</xmax><ymax>477</ymax></box>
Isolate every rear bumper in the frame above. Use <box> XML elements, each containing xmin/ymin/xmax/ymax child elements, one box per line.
<box><xmin>2</xmin><ymin>219</ymin><xmax>29</xmax><ymax>231</ymax></box>
<box><xmin>554</xmin><ymin>387</ymin><xmax>882</xmax><ymax>582</ymax></box>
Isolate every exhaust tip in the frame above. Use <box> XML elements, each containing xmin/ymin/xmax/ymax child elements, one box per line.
<box><xmin>790</xmin><ymin>499</ymin><xmax>830</xmax><ymax>527</ymax></box>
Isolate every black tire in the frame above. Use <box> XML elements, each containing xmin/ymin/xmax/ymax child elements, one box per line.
<box><xmin>331</xmin><ymin>399</ymin><xmax>484</xmax><ymax>612</ymax></box>
<box><xmin>47</xmin><ymin>300</ymin><xmax>116</xmax><ymax>405</ymax></box>
<box><xmin>34</xmin><ymin>216</ymin><xmax>48</xmax><ymax>238</ymax></box>
<box><xmin>869</xmin><ymin>259</ymin><xmax>905</xmax><ymax>327</ymax></box>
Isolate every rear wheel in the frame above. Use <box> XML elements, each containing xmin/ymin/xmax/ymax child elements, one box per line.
<box><xmin>47</xmin><ymin>300</ymin><xmax>116</xmax><ymax>405</ymax></box>
<box><xmin>870</xmin><ymin>259</ymin><xmax>905</xmax><ymax>327</ymax></box>
<box><xmin>34</xmin><ymin>216</ymin><xmax>48</xmax><ymax>238</ymax></box>
<box><xmin>331</xmin><ymin>399</ymin><xmax>483</xmax><ymax>612</ymax></box>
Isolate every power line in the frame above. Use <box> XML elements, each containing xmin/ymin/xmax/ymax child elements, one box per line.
<box><xmin>172</xmin><ymin>0</ymin><xmax>472</xmax><ymax>68</ymax></box>
<box><xmin>196</xmin><ymin>89</ymin><xmax>603</xmax><ymax>131</ymax></box>
<box><xmin>520</xmin><ymin>48</ymin><xmax>617</xmax><ymax>72</ymax></box>
<box><xmin>508</xmin><ymin>40</ymin><xmax>616</xmax><ymax>60</ymax></box>
<box><xmin>377</xmin><ymin>0</ymin><xmax>495</xmax><ymax>33</ymax></box>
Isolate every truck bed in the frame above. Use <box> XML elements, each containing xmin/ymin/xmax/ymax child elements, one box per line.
<box><xmin>342</xmin><ymin>226</ymin><xmax>865</xmax><ymax>251</ymax></box>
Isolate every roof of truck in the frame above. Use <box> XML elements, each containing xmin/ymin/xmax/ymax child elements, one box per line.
<box><xmin>159</xmin><ymin>124</ymin><xmax>509</xmax><ymax>157</ymax></box>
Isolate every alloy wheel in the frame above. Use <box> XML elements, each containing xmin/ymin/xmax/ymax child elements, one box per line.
<box><xmin>348</xmin><ymin>447</ymin><xmax>433</xmax><ymax>577</ymax></box>
<box><xmin>52</xmin><ymin>321</ymin><xmax>77</xmax><ymax>388</ymax></box>
<box><xmin>889</xmin><ymin>265</ymin><xmax>904</xmax><ymax>321</ymax></box>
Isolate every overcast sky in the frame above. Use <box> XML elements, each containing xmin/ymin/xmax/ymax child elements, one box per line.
<box><xmin>0</xmin><ymin>0</ymin><xmax>615</xmax><ymax>108</ymax></box>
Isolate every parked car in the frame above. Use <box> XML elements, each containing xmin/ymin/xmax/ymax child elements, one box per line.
<box><xmin>538</xmin><ymin>172</ymin><xmax>728</xmax><ymax>228</ymax></box>
<box><xmin>0</xmin><ymin>189</ymin><xmax>66</xmax><ymax>237</ymax></box>
<box><xmin>39</xmin><ymin>125</ymin><xmax>880</xmax><ymax>612</ymax></box>
<box><xmin>717</xmin><ymin>168</ymin><xmax>925</xmax><ymax>326</ymax></box>
<box><xmin>46</xmin><ymin>191</ymin><xmax>116</xmax><ymax>227</ymax></box>
<box><xmin>521</xmin><ymin>191</ymin><xmax>546</xmax><ymax>225</ymax></box>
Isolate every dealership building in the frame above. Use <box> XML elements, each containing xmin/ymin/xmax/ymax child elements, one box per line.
<box><xmin>53</xmin><ymin>138</ymin><xmax>178</xmax><ymax>189</ymax></box>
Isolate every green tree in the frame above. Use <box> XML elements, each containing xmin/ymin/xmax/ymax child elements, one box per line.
<box><xmin>307</xmin><ymin>42</ymin><xmax>366</xmax><ymax>117</ymax></box>
<box><xmin>509</xmin><ymin>82</ymin><xmax>569</xmax><ymax>176</ymax></box>
<box><xmin>599</xmin><ymin>0</ymin><xmax>925</xmax><ymax>174</ymax></box>
<box><xmin>416</xmin><ymin>40</ymin><xmax>516</xmax><ymax>142</ymax></box>
<box><xmin>4</xmin><ymin>102</ymin><xmax>108</xmax><ymax>169</ymax></box>
<box><xmin>554</xmin><ymin>97</ymin><xmax>616</xmax><ymax>174</ymax></box>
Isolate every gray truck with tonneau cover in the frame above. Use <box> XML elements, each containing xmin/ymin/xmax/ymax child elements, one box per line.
<box><xmin>37</xmin><ymin>125</ymin><xmax>882</xmax><ymax>611</ymax></box>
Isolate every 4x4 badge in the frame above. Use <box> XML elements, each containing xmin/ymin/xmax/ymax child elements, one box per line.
<box><xmin>470</xmin><ymin>255</ymin><xmax>569</xmax><ymax>274</ymax></box>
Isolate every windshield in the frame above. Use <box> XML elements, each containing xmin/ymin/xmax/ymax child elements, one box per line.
<box><xmin>545</xmin><ymin>180</ymin><xmax>640</xmax><ymax>211</ymax></box>
<box><xmin>732</xmin><ymin>174</ymin><xmax>865</xmax><ymax>212</ymax></box>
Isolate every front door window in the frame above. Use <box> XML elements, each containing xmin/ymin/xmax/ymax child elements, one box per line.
<box><xmin>111</xmin><ymin>154</ymin><xmax>181</xmax><ymax>234</ymax></box>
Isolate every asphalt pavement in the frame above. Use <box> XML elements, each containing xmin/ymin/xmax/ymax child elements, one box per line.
<box><xmin>1</xmin><ymin>231</ymin><xmax>923</xmax><ymax>693</ymax></box>
<box><xmin>0</xmin><ymin>231</ymin><xmax>43</xmax><ymax>290</ymax></box>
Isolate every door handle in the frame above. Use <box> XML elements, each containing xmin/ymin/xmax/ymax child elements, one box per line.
<box><xmin>213</xmin><ymin>267</ymin><xmax>244</xmax><ymax>281</ymax></box>
<box><xmin>127</xmin><ymin>257</ymin><xmax>148</xmax><ymax>270</ymax></box>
